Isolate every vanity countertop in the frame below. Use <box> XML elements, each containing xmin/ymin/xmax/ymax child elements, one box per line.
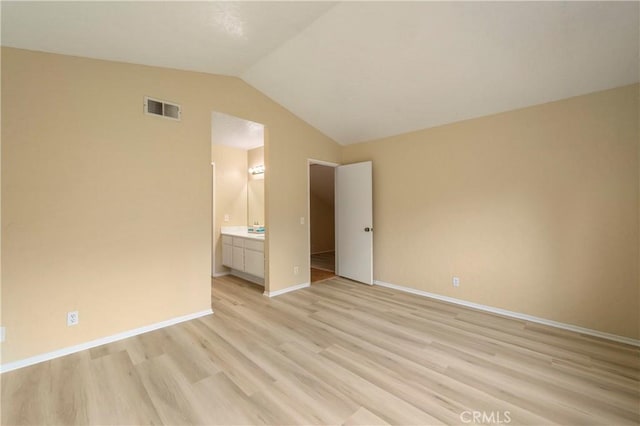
<box><xmin>221</xmin><ymin>226</ymin><xmax>265</xmax><ymax>240</ymax></box>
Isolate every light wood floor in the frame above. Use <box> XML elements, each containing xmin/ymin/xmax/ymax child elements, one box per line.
<box><xmin>311</xmin><ymin>267</ymin><xmax>336</xmax><ymax>283</ymax></box>
<box><xmin>2</xmin><ymin>275</ymin><xmax>639</xmax><ymax>425</ymax></box>
<box><xmin>311</xmin><ymin>251</ymin><xmax>335</xmax><ymax>272</ymax></box>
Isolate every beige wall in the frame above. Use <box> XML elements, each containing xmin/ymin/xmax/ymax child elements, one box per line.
<box><xmin>342</xmin><ymin>84</ymin><xmax>640</xmax><ymax>339</ymax></box>
<box><xmin>2</xmin><ymin>46</ymin><xmax>636</xmax><ymax>367</ymax></box>
<box><xmin>267</xmin><ymin>130</ymin><xmax>341</xmax><ymax>290</ymax></box>
<box><xmin>211</xmin><ymin>144</ymin><xmax>247</xmax><ymax>275</ymax></box>
<box><xmin>1</xmin><ymin>47</ymin><xmax>340</xmax><ymax>363</ymax></box>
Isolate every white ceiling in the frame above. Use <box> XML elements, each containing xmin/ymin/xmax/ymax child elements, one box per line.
<box><xmin>1</xmin><ymin>1</ymin><xmax>335</xmax><ymax>76</ymax></box>
<box><xmin>244</xmin><ymin>2</ymin><xmax>640</xmax><ymax>144</ymax></box>
<box><xmin>3</xmin><ymin>2</ymin><xmax>638</xmax><ymax>145</ymax></box>
<box><xmin>212</xmin><ymin>112</ymin><xmax>264</xmax><ymax>151</ymax></box>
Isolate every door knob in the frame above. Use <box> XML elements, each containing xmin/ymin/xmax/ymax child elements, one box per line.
<box><xmin>364</xmin><ymin>227</ymin><xmax>372</xmax><ymax>232</ymax></box>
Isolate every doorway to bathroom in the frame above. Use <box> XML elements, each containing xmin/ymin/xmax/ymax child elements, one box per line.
<box><xmin>211</xmin><ymin>112</ymin><xmax>266</xmax><ymax>291</ymax></box>
<box><xmin>308</xmin><ymin>161</ymin><xmax>337</xmax><ymax>283</ymax></box>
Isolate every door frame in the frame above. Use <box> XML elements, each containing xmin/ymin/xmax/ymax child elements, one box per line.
<box><xmin>307</xmin><ymin>159</ymin><xmax>340</xmax><ymax>282</ymax></box>
<box><xmin>211</xmin><ymin>162</ymin><xmax>216</xmax><ymax>277</ymax></box>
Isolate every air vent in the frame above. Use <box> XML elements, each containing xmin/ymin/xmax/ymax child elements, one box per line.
<box><xmin>144</xmin><ymin>96</ymin><xmax>181</xmax><ymax>120</ymax></box>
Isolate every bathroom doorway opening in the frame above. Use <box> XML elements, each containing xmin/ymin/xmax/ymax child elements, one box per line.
<box><xmin>211</xmin><ymin>112</ymin><xmax>266</xmax><ymax>293</ymax></box>
<box><xmin>308</xmin><ymin>160</ymin><xmax>338</xmax><ymax>283</ymax></box>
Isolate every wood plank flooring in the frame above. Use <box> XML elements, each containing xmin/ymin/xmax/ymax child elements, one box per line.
<box><xmin>311</xmin><ymin>267</ymin><xmax>336</xmax><ymax>283</ymax></box>
<box><xmin>2</xmin><ymin>275</ymin><xmax>639</xmax><ymax>425</ymax></box>
<box><xmin>310</xmin><ymin>251</ymin><xmax>335</xmax><ymax>272</ymax></box>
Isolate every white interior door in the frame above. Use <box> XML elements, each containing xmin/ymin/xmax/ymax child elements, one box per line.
<box><xmin>336</xmin><ymin>161</ymin><xmax>373</xmax><ymax>285</ymax></box>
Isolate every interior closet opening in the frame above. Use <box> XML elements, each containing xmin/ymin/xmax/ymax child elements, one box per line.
<box><xmin>308</xmin><ymin>161</ymin><xmax>337</xmax><ymax>283</ymax></box>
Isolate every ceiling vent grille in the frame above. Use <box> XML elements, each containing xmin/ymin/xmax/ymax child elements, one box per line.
<box><xmin>144</xmin><ymin>96</ymin><xmax>181</xmax><ymax>121</ymax></box>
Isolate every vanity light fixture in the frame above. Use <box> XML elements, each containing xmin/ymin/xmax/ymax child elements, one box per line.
<box><xmin>249</xmin><ymin>165</ymin><xmax>265</xmax><ymax>175</ymax></box>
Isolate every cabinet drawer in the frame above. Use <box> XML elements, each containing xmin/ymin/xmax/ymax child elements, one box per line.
<box><xmin>232</xmin><ymin>237</ymin><xmax>245</xmax><ymax>248</ymax></box>
<box><xmin>244</xmin><ymin>239</ymin><xmax>264</xmax><ymax>252</ymax></box>
<box><xmin>222</xmin><ymin>235</ymin><xmax>233</xmax><ymax>245</ymax></box>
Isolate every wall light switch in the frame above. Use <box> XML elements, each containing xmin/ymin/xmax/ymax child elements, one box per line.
<box><xmin>224</xmin><ymin>214</ymin><xmax>230</xmax><ymax>222</ymax></box>
<box><xmin>300</xmin><ymin>217</ymin><xmax>305</xmax><ymax>225</ymax></box>
<box><xmin>452</xmin><ymin>277</ymin><xmax>460</xmax><ymax>287</ymax></box>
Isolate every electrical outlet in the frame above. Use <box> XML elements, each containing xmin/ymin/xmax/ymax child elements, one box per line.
<box><xmin>67</xmin><ymin>311</ymin><xmax>79</xmax><ymax>326</ymax></box>
<box><xmin>452</xmin><ymin>276</ymin><xmax>460</xmax><ymax>287</ymax></box>
<box><xmin>0</xmin><ymin>326</ymin><xmax>5</xmax><ymax>343</ymax></box>
<box><xmin>293</xmin><ymin>266</ymin><xmax>300</xmax><ymax>275</ymax></box>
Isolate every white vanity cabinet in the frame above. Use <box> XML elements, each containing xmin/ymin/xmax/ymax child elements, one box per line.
<box><xmin>222</xmin><ymin>235</ymin><xmax>233</xmax><ymax>267</ymax></box>
<box><xmin>221</xmin><ymin>233</ymin><xmax>264</xmax><ymax>284</ymax></box>
<box><xmin>232</xmin><ymin>237</ymin><xmax>245</xmax><ymax>271</ymax></box>
<box><xmin>243</xmin><ymin>239</ymin><xmax>265</xmax><ymax>278</ymax></box>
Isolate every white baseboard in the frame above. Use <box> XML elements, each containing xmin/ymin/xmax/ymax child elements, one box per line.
<box><xmin>0</xmin><ymin>309</ymin><xmax>214</xmax><ymax>374</ymax></box>
<box><xmin>374</xmin><ymin>280</ymin><xmax>640</xmax><ymax>347</ymax></box>
<box><xmin>264</xmin><ymin>282</ymin><xmax>310</xmax><ymax>297</ymax></box>
<box><xmin>212</xmin><ymin>272</ymin><xmax>230</xmax><ymax>278</ymax></box>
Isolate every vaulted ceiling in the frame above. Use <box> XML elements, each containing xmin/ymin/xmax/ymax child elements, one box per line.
<box><xmin>2</xmin><ymin>1</ymin><xmax>638</xmax><ymax>145</ymax></box>
<box><xmin>212</xmin><ymin>112</ymin><xmax>265</xmax><ymax>151</ymax></box>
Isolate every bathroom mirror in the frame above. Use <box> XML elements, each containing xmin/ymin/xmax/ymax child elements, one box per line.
<box><xmin>248</xmin><ymin>179</ymin><xmax>264</xmax><ymax>226</ymax></box>
<box><xmin>247</xmin><ymin>145</ymin><xmax>265</xmax><ymax>226</ymax></box>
